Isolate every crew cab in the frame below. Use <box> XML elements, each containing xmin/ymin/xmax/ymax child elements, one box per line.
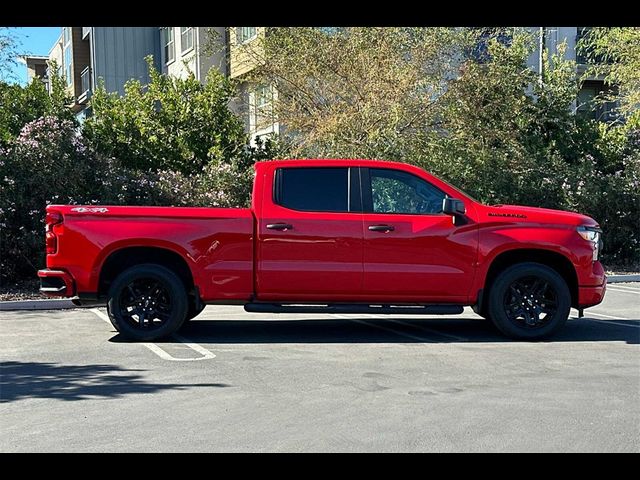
<box><xmin>38</xmin><ymin>159</ymin><xmax>606</xmax><ymax>341</ymax></box>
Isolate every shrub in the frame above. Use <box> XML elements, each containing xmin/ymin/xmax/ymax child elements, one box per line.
<box><xmin>0</xmin><ymin>117</ymin><xmax>101</xmax><ymax>283</ymax></box>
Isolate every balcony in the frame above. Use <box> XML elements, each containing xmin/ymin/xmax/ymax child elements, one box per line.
<box><xmin>78</xmin><ymin>66</ymin><xmax>91</xmax><ymax>103</ymax></box>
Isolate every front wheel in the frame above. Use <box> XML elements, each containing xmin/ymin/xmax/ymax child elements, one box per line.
<box><xmin>487</xmin><ymin>263</ymin><xmax>571</xmax><ymax>340</ymax></box>
<box><xmin>107</xmin><ymin>264</ymin><xmax>189</xmax><ymax>341</ymax></box>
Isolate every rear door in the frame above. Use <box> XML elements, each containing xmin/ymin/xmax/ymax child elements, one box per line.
<box><xmin>361</xmin><ymin>167</ymin><xmax>477</xmax><ymax>303</ymax></box>
<box><xmin>256</xmin><ymin>166</ymin><xmax>364</xmax><ymax>302</ymax></box>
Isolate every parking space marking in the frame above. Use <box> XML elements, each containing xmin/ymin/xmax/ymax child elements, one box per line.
<box><xmin>607</xmin><ymin>286</ymin><xmax>640</xmax><ymax>295</ymax></box>
<box><xmin>331</xmin><ymin>314</ymin><xmax>442</xmax><ymax>342</ymax></box>
<box><xmin>381</xmin><ymin>318</ymin><xmax>468</xmax><ymax>341</ymax></box>
<box><xmin>584</xmin><ymin>311</ymin><xmax>629</xmax><ymax>320</ymax></box>
<box><xmin>573</xmin><ymin>310</ymin><xmax>639</xmax><ymax>329</ymax></box>
<box><xmin>90</xmin><ymin>308</ymin><xmax>216</xmax><ymax>361</ymax></box>
<box><xmin>582</xmin><ymin>318</ymin><xmax>640</xmax><ymax>329</ymax></box>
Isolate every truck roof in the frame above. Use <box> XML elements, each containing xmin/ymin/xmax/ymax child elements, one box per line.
<box><xmin>254</xmin><ymin>159</ymin><xmax>411</xmax><ymax>170</ymax></box>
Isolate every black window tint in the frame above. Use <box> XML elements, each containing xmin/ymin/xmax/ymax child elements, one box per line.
<box><xmin>370</xmin><ymin>168</ymin><xmax>445</xmax><ymax>214</ymax></box>
<box><xmin>277</xmin><ymin>167</ymin><xmax>349</xmax><ymax>212</ymax></box>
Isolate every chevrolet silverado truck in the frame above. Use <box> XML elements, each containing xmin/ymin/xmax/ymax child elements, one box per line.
<box><xmin>38</xmin><ymin>159</ymin><xmax>606</xmax><ymax>341</ymax></box>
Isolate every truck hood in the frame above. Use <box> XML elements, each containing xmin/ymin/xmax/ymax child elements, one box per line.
<box><xmin>477</xmin><ymin>204</ymin><xmax>599</xmax><ymax>228</ymax></box>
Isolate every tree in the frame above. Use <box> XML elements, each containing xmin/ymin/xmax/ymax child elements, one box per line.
<box><xmin>0</xmin><ymin>62</ymin><xmax>73</xmax><ymax>147</ymax></box>
<box><xmin>235</xmin><ymin>27</ymin><xmax>469</xmax><ymax>159</ymax></box>
<box><xmin>579</xmin><ymin>27</ymin><xmax>640</xmax><ymax>126</ymax></box>
<box><xmin>83</xmin><ymin>57</ymin><xmax>249</xmax><ymax>174</ymax></box>
<box><xmin>0</xmin><ymin>116</ymin><xmax>100</xmax><ymax>283</ymax></box>
<box><xmin>0</xmin><ymin>27</ymin><xmax>20</xmax><ymax>81</ymax></box>
<box><xmin>238</xmin><ymin>27</ymin><xmax>639</xmax><ymax>264</ymax></box>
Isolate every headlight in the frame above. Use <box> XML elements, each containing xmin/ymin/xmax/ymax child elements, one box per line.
<box><xmin>577</xmin><ymin>225</ymin><xmax>602</xmax><ymax>261</ymax></box>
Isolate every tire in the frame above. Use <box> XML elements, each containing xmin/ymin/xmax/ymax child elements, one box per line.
<box><xmin>106</xmin><ymin>263</ymin><xmax>189</xmax><ymax>341</ymax></box>
<box><xmin>487</xmin><ymin>262</ymin><xmax>570</xmax><ymax>340</ymax></box>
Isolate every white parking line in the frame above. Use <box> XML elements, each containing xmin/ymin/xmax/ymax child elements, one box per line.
<box><xmin>385</xmin><ymin>318</ymin><xmax>468</xmax><ymax>341</ymax></box>
<box><xmin>584</xmin><ymin>311</ymin><xmax>629</xmax><ymax>319</ymax></box>
<box><xmin>90</xmin><ymin>308</ymin><xmax>216</xmax><ymax>361</ymax></box>
<box><xmin>332</xmin><ymin>314</ymin><xmax>467</xmax><ymax>342</ymax></box>
<box><xmin>582</xmin><ymin>318</ymin><xmax>640</xmax><ymax>329</ymax></box>
<box><xmin>348</xmin><ymin>318</ymin><xmax>435</xmax><ymax>342</ymax></box>
<box><xmin>573</xmin><ymin>311</ymin><xmax>640</xmax><ymax>329</ymax></box>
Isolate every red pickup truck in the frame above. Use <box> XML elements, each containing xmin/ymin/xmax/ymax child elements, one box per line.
<box><xmin>38</xmin><ymin>159</ymin><xmax>606</xmax><ymax>341</ymax></box>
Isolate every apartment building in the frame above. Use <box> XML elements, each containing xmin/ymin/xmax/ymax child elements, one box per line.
<box><xmin>22</xmin><ymin>56</ymin><xmax>48</xmax><ymax>85</ymax></box>
<box><xmin>33</xmin><ymin>27</ymin><xmax>160</xmax><ymax>120</ymax></box>
<box><xmin>227</xmin><ymin>27</ymin><xmax>278</xmax><ymax>142</ymax></box>
<box><xmin>28</xmin><ymin>26</ymin><xmax>617</xmax><ymax>132</ymax></box>
<box><xmin>159</xmin><ymin>27</ymin><xmax>226</xmax><ymax>81</ymax></box>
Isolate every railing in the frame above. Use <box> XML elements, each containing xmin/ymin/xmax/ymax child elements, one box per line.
<box><xmin>80</xmin><ymin>66</ymin><xmax>91</xmax><ymax>98</ymax></box>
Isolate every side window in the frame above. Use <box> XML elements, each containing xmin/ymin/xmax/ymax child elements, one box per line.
<box><xmin>369</xmin><ymin>168</ymin><xmax>445</xmax><ymax>214</ymax></box>
<box><xmin>276</xmin><ymin>167</ymin><xmax>349</xmax><ymax>212</ymax></box>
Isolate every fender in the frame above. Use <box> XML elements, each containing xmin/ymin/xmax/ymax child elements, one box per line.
<box><xmin>89</xmin><ymin>238</ymin><xmax>197</xmax><ymax>293</ymax></box>
<box><xmin>470</xmin><ymin>223</ymin><xmax>588</xmax><ymax>303</ymax></box>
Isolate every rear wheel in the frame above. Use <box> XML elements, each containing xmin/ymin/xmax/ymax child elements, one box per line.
<box><xmin>106</xmin><ymin>264</ymin><xmax>188</xmax><ymax>341</ymax></box>
<box><xmin>488</xmin><ymin>263</ymin><xmax>570</xmax><ymax>340</ymax></box>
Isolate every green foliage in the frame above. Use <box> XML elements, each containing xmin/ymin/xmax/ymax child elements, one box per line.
<box><xmin>0</xmin><ymin>67</ymin><xmax>73</xmax><ymax>147</ymax></box>
<box><xmin>242</xmin><ymin>27</ymin><xmax>466</xmax><ymax>159</ymax></box>
<box><xmin>84</xmin><ymin>57</ymin><xmax>248</xmax><ymax>174</ymax></box>
<box><xmin>0</xmin><ymin>27</ymin><xmax>20</xmax><ymax>81</ymax></box>
<box><xmin>0</xmin><ymin>63</ymin><xmax>285</xmax><ymax>283</ymax></box>
<box><xmin>246</xmin><ymin>27</ymin><xmax>639</xmax><ymax>264</ymax></box>
<box><xmin>0</xmin><ymin>117</ymin><xmax>101</xmax><ymax>282</ymax></box>
<box><xmin>579</xmin><ymin>27</ymin><xmax>640</xmax><ymax>126</ymax></box>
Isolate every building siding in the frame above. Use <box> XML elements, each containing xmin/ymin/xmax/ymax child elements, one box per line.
<box><xmin>91</xmin><ymin>27</ymin><xmax>160</xmax><ymax>95</ymax></box>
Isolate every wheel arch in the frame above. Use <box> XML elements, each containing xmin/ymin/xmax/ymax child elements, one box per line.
<box><xmin>480</xmin><ymin>248</ymin><xmax>579</xmax><ymax>313</ymax></box>
<box><xmin>97</xmin><ymin>245</ymin><xmax>196</xmax><ymax>299</ymax></box>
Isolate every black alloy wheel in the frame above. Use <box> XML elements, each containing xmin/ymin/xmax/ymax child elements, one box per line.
<box><xmin>107</xmin><ymin>264</ymin><xmax>188</xmax><ymax>341</ymax></box>
<box><xmin>503</xmin><ymin>275</ymin><xmax>559</xmax><ymax>329</ymax></box>
<box><xmin>488</xmin><ymin>262</ymin><xmax>571</xmax><ymax>340</ymax></box>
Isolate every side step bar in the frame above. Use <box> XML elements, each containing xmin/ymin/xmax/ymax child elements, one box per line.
<box><xmin>244</xmin><ymin>303</ymin><xmax>464</xmax><ymax>315</ymax></box>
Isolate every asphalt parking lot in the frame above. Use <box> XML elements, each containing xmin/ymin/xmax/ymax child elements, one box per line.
<box><xmin>1</xmin><ymin>283</ymin><xmax>639</xmax><ymax>452</ymax></box>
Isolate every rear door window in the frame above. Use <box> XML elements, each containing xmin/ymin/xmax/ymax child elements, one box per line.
<box><xmin>275</xmin><ymin>167</ymin><xmax>350</xmax><ymax>212</ymax></box>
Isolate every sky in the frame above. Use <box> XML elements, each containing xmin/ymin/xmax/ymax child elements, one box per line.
<box><xmin>6</xmin><ymin>27</ymin><xmax>61</xmax><ymax>85</ymax></box>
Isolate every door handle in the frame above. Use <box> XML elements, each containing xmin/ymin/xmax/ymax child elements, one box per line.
<box><xmin>266</xmin><ymin>223</ymin><xmax>293</xmax><ymax>231</ymax></box>
<box><xmin>368</xmin><ymin>224</ymin><xmax>395</xmax><ymax>232</ymax></box>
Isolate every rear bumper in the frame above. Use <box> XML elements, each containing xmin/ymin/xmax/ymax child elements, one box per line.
<box><xmin>578</xmin><ymin>282</ymin><xmax>606</xmax><ymax>309</ymax></box>
<box><xmin>37</xmin><ymin>269</ymin><xmax>75</xmax><ymax>297</ymax></box>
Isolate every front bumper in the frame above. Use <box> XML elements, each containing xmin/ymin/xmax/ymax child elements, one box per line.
<box><xmin>37</xmin><ymin>269</ymin><xmax>75</xmax><ymax>297</ymax></box>
<box><xmin>578</xmin><ymin>281</ymin><xmax>606</xmax><ymax>309</ymax></box>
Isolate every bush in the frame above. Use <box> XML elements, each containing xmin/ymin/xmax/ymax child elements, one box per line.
<box><xmin>83</xmin><ymin>58</ymin><xmax>248</xmax><ymax>175</ymax></box>
<box><xmin>0</xmin><ymin>117</ymin><xmax>102</xmax><ymax>283</ymax></box>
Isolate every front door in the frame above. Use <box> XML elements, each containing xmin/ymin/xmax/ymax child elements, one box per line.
<box><xmin>361</xmin><ymin>167</ymin><xmax>477</xmax><ymax>303</ymax></box>
<box><xmin>257</xmin><ymin>166</ymin><xmax>364</xmax><ymax>302</ymax></box>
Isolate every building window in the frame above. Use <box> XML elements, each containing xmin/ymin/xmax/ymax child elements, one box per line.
<box><xmin>163</xmin><ymin>28</ymin><xmax>175</xmax><ymax>64</ymax></box>
<box><xmin>62</xmin><ymin>27</ymin><xmax>72</xmax><ymax>86</ymax></box>
<box><xmin>181</xmin><ymin>27</ymin><xmax>194</xmax><ymax>53</ymax></box>
<box><xmin>577</xmin><ymin>80</ymin><xmax>618</xmax><ymax>122</ymax></box>
<box><xmin>253</xmin><ymin>84</ymin><xmax>273</xmax><ymax>130</ymax></box>
<box><xmin>236</xmin><ymin>27</ymin><xmax>257</xmax><ymax>44</ymax></box>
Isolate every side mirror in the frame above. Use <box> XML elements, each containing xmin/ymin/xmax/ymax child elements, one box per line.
<box><xmin>442</xmin><ymin>198</ymin><xmax>466</xmax><ymax>216</ymax></box>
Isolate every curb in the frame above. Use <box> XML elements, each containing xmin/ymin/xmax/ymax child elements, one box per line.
<box><xmin>0</xmin><ymin>298</ymin><xmax>78</xmax><ymax>311</ymax></box>
<box><xmin>1</xmin><ymin>275</ymin><xmax>638</xmax><ymax>312</ymax></box>
<box><xmin>607</xmin><ymin>274</ymin><xmax>640</xmax><ymax>283</ymax></box>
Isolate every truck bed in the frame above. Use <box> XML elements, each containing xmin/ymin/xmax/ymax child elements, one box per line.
<box><xmin>45</xmin><ymin>205</ymin><xmax>255</xmax><ymax>301</ymax></box>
